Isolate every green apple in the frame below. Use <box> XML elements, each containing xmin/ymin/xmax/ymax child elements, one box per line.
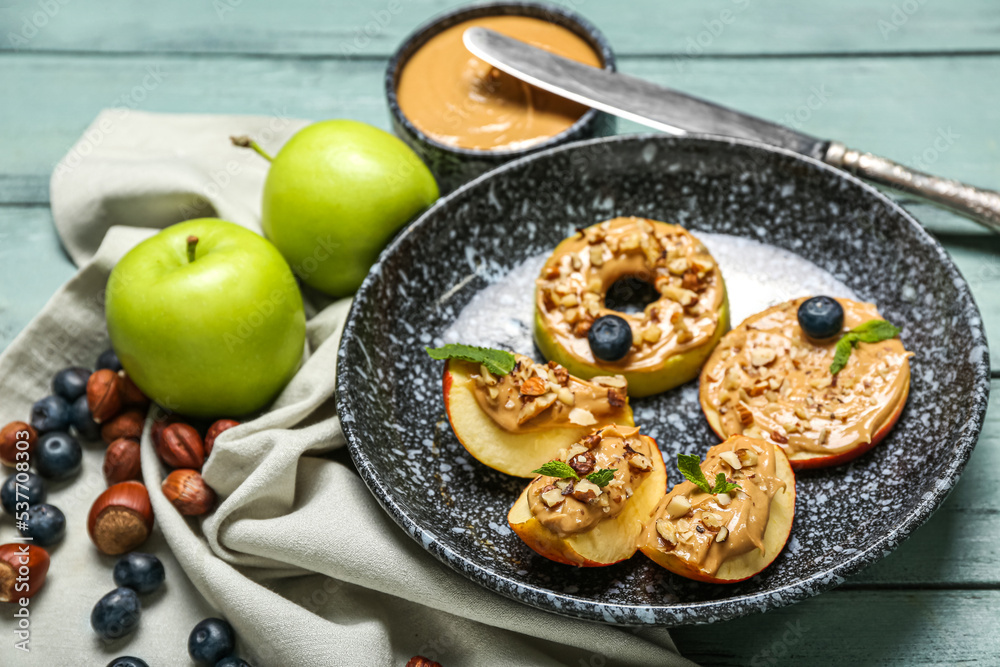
<box><xmin>106</xmin><ymin>218</ymin><xmax>306</xmax><ymax>417</ymax></box>
<box><xmin>260</xmin><ymin>119</ymin><xmax>438</xmax><ymax>297</ymax></box>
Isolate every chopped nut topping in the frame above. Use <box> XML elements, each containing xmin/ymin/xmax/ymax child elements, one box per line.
<box><xmin>656</xmin><ymin>518</ymin><xmax>678</xmax><ymax>545</ymax></box>
<box><xmin>568</xmin><ymin>451</ymin><xmax>596</xmax><ymax>477</ymax></box>
<box><xmin>556</xmin><ymin>387</ymin><xmax>575</xmax><ymax>405</ymax></box>
<box><xmin>590</xmin><ymin>377</ymin><xmax>625</xmax><ymax>392</ymax></box>
<box><xmin>568</xmin><ymin>407</ymin><xmax>597</xmax><ymax>426</ymax></box>
<box><xmin>736</xmin><ymin>403</ymin><xmax>754</xmax><ymax>427</ymax></box>
<box><xmin>701</xmin><ymin>512</ymin><xmax>723</xmax><ymax>529</ymax></box>
<box><xmin>750</xmin><ymin>347</ymin><xmax>776</xmax><ymax>367</ymax></box>
<box><xmin>666</xmin><ymin>495</ymin><xmax>691</xmax><ymax>519</ymax></box>
<box><xmin>517</xmin><ymin>392</ymin><xmax>557</xmax><ymax>424</ymax></box>
<box><xmin>626</xmin><ymin>452</ymin><xmax>653</xmax><ymax>472</ymax></box>
<box><xmin>719</xmin><ymin>451</ymin><xmax>743</xmax><ymax>470</ymax></box>
<box><xmin>715</xmin><ymin>526</ymin><xmax>729</xmax><ymax>543</ymax></box>
<box><xmin>642</xmin><ymin>325</ymin><xmax>662</xmax><ymax>343</ymax></box>
<box><xmin>737</xmin><ymin>448</ymin><xmax>759</xmax><ymax>467</ymax></box>
<box><xmin>607</xmin><ymin>388</ymin><xmax>626</xmax><ymax>408</ymax></box>
<box><xmin>716</xmin><ymin>492</ymin><xmax>732</xmax><ymax>507</ymax></box>
<box><xmin>541</xmin><ymin>488</ymin><xmax>565</xmax><ymax>508</ymax></box>
<box><xmin>571</xmin><ymin>478</ymin><xmax>602</xmax><ymax>501</ymax></box>
<box><xmin>519</xmin><ymin>376</ymin><xmax>546</xmax><ymax>397</ymax></box>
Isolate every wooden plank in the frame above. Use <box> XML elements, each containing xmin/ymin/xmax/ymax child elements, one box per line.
<box><xmin>0</xmin><ymin>206</ymin><xmax>76</xmax><ymax>350</ymax></box>
<box><xmin>671</xmin><ymin>589</ymin><xmax>1000</xmax><ymax>665</ymax></box>
<box><xmin>846</xmin><ymin>377</ymin><xmax>1000</xmax><ymax>585</ymax></box>
<box><xmin>3</xmin><ymin>0</ymin><xmax>1000</xmax><ymax>56</ymax></box>
<box><xmin>1</xmin><ymin>53</ymin><xmax>998</xmax><ymax>236</ymax></box>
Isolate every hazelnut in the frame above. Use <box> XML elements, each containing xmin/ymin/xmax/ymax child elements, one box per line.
<box><xmin>204</xmin><ymin>419</ymin><xmax>239</xmax><ymax>458</ymax></box>
<box><xmin>101</xmin><ymin>409</ymin><xmax>146</xmax><ymax>445</ymax></box>
<box><xmin>87</xmin><ymin>481</ymin><xmax>154</xmax><ymax>555</ymax></box>
<box><xmin>162</xmin><ymin>469</ymin><xmax>215</xmax><ymax>516</ymax></box>
<box><xmin>118</xmin><ymin>371</ymin><xmax>150</xmax><ymax>409</ymax></box>
<box><xmin>87</xmin><ymin>369</ymin><xmax>123</xmax><ymax>424</ymax></box>
<box><xmin>0</xmin><ymin>421</ymin><xmax>37</xmax><ymax>468</ymax></box>
<box><xmin>0</xmin><ymin>543</ymin><xmax>50</xmax><ymax>602</ymax></box>
<box><xmin>103</xmin><ymin>438</ymin><xmax>142</xmax><ymax>486</ymax></box>
<box><xmin>406</xmin><ymin>658</ymin><xmax>442</xmax><ymax>667</ymax></box>
<box><xmin>156</xmin><ymin>424</ymin><xmax>204</xmax><ymax>470</ymax></box>
<box><xmin>151</xmin><ymin>414</ymin><xmax>182</xmax><ymax>450</ymax></box>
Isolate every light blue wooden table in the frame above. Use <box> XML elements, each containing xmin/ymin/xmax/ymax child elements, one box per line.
<box><xmin>2</xmin><ymin>1</ymin><xmax>1000</xmax><ymax>663</ymax></box>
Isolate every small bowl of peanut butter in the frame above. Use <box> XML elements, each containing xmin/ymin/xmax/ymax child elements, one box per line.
<box><xmin>386</xmin><ymin>1</ymin><xmax>616</xmax><ymax>193</ymax></box>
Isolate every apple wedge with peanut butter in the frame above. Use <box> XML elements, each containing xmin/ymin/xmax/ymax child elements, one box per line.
<box><xmin>508</xmin><ymin>425</ymin><xmax>667</xmax><ymax>567</ymax></box>
<box><xmin>429</xmin><ymin>344</ymin><xmax>634</xmax><ymax>477</ymax></box>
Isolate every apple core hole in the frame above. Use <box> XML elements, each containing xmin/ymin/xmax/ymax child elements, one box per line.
<box><xmin>603</xmin><ymin>276</ymin><xmax>659</xmax><ymax>314</ymax></box>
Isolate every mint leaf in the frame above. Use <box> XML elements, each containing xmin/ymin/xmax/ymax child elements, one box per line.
<box><xmin>829</xmin><ymin>319</ymin><xmax>900</xmax><ymax>374</ymax></box>
<box><xmin>531</xmin><ymin>461</ymin><xmax>579</xmax><ymax>480</ymax></box>
<box><xmin>678</xmin><ymin>454</ymin><xmax>741</xmax><ymax>495</ymax></box>
<box><xmin>586</xmin><ymin>468</ymin><xmax>617</xmax><ymax>487</ymax></box>
<box><xmin>853</xmin><ymin>320</ymin><xmax>901</xmax><ymax>343</ymax></box>
<box><xmin>677</xmin><ymin>453</ymin><xmax>713</xmax><ymax>494</ymax></box>
<box><xmin>711</xmin><ymin>472</ymin><xmax>741</xmax><ymax>495</ymax></box>
<box><xmin>425</xmin><ymin>344</ymin><xmax>516</xmax><ymax>376</ymax></box>
<box><xmin>830</xmin><ymin>334</ymin><xmax>858</xmax><ymax>375</ymax></box>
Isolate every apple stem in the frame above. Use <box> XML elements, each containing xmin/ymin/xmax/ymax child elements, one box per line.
<box><xmin>230</xmin><ymin>135</ymin><xmax>273</xmax><ymax>162</ymax></box>
<box><xmin>186</xmin><ymin>235</ymin><xmax>198</xmax><ymax>263</ymax></box>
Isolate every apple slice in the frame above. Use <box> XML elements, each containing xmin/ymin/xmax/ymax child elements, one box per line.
<box><xmin>508</xmin><ymin>427</ymin><xmax>667</xmax><ymax>567</ymax></box>
<box><xmin>639</xmin><ymin>436</ymin><xmax>796</xmax><ymax>583</ymax></box>
<box><xmin>444</xmin><ymin>358</ymin><xmax>634</xmax><ymax>477</ymax></box>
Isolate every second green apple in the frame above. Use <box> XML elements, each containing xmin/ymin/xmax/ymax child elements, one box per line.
<box><xmin>261</xmin><ymin>120</ymin><xmax>438</xmax><ymax>297</ymax></box>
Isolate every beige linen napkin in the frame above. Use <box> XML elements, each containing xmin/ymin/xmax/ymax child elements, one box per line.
<box><xmin>0</xmin><ymin>110</ymin><xmax>695</xmax><ymax>666</ymax></box>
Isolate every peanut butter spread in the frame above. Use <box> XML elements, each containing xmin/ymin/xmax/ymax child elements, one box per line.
<box><xmin>527</xmin><ymin>426</ymin><xmax>656</xmax><ymax>537</ymax></box>
<box><xmin>642</xmin><ymin>436</ymin><xmax>785</xmax><ymax>576</ymax></box>
<box><xmin>700</xmin><ymin>297</ymin><xmax>911</xmax><ymax>460</ymax></box>
<box><xmin>468</xmin><ymin>354</ymin><xmax>627</xmax><ymax>433</ymax></box>
<box><xmin>396</xmin><ymin>16</ymin><xmax>602</xmax><ymax>151</ymax></box>
<box><xmin>536</xmin><ymin>217</ymin><xmax>726</xmax><ymax>371</ymax></box>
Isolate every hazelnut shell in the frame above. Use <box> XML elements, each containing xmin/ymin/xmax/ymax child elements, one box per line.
<box><xmin>101</xmin><ymin>409</ymin><xmax>146</xmax><ymax>445</ymax></box>
<box><xmin>156</xmin><ymin>423</ymin><xmax>204</xmax><ymax>470</ymax></box>
<box><xmin>87</xmin><ymin>369</ymin><xmax>123</xmax><ymax>424</ymax></box>
<box><xmin>103</xmin><ymin>438</ymin><xmax>142</xmax><ymax>486</ymax></box>
<box><xmin>87</xmin><ymin>481</ymin><xmax>154</xmax><ymax>555</ymax></box>
<box><xmin>162</xmin><ymin>469</ymin><xmax>215</xmax><ymax>516</ymax></box>
<box><xmin>0</xmin><ymin>543</ymin><xmax>50</xmax><ymax>602</ymax></box>
<box><xmin>204</xmin><ymin>419</ymin><xmax>239</xmax><ymax>458</ymax></box>
<box><xmin>0</xmin><ymin>421</ymin><xmax>37</xmax><ymax>468</ymax></box>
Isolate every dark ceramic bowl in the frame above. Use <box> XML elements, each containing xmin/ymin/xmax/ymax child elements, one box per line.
<box><xmin>336</xmin><ymin>134</ymin><xmax>989</xmax><ymax>626</ymax></box>
<box><xmin>385</xmin><ymin>1</ymin><xmax>616</xmax><ymax>194</ymax></box>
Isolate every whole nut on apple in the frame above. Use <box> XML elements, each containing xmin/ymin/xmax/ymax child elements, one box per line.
<box><xmin>87</xmin><ymin>369</ymin><xmax>123</xmax><ymax>424</ymax></box>
<box><xmin>204</xmin><ymin>419</ymin><xmax>239</xmax><ymax>458</ymax></box>
<box><xmin>88</xmin><ymin>481</ymin><xmax>154</xmax><ymax>555</ymax></box>
<box><xmin>103</xmin><ymin>438</ymin><xmax>142</xmax><ymax>486</ymax></box>
<box><xmin>162</xmin><ymin>469</ymin><xmax>215</xmax><ymax>516</ymax></box>
<box><xmin>101</xmin><ymin>410</ymin><xmax>146</xmax><ymax>445</ymax></box>
<box><xmin>0</xmin><ymin>421</ymin><xmax>38</xmax><ymax>468</ymax></box>
<box><xmin>118</xmin><ymin>371</ymin><xmax>150</xmax><ymax>409</ymax></box>
<box><xmin>0</xmin><ymin>543</ymin><xmax>50</xmax><ymax>602</ymax></box>
<box><xmin>156</xmin><ymin>424</ymin><xmax>205</xmax><ymax>470</ymax></box>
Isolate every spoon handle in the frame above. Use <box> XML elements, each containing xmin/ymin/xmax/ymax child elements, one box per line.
<box><xmin>824</xmin><ymin>142</ymin><xmax>1000</xmax><ymax>233</ymax></box>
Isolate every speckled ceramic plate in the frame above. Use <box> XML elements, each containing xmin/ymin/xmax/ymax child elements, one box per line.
<box><xmin>335</xmin><ymin>134</ymin><xmax>990</xmax><ymax>626</ymax></box>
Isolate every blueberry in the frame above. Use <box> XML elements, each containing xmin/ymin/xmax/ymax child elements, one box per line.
<box><xmin>106</xmin><ymin>658</ymin><xmax>149</xmax><ymax>667</ymax></box>
<box><xmin>91</xmin><ymin>587</ymin><xmax>142</xmax><ymax>640</ymax></box>
<box><xmin>189</xmin><ymin>617</ymin><xmax>236</xmax><ymax>664</ymax></box>
<box><xmin>797</xmin><ymin>296</ymin><xmax>845</xmax><ymax>340</ymax></box>
<box><xmin>30</xmin><ymin>395</ymin><xmax>72</xmax><ymax>434</ymax></box>
<box><xmin>52</xmin><ymin>367</ymin><xmax>92</xmax><ymax>402</ymax></box>
<box><xmin>34</xmin><ymin>432</ymin><xmax>82</xmax><ymax>480</ymax></box>
<box><xmin>215</xmin><ymin>658</ymin><xmax>251</xmax><ymax>667</ymax></box>
<box><xmin>70</xmin><ymin>394</ymin><xmax>101</xmax><ymax>440</ymax></box>
<box><xmin>19</xmin><ymin>503</ymin><xmax>65</xmax><ymax>546</ymax></box>
<box><xmin>113</xmin><ymin>552</ymin><xmax>165</xmax><ymax>595</ymax></box>
<box><xmin>97</xmin><ymin>348</ymin><xmax>123</xmax><ymax>373</ymax></box>
<box><xmin>587</xmin><ymin>314</ymin><xmax>633</xmax><ymax>362</ymax></box>
<box><xmin>1</xmin><ymin>472</ymin><xmax>46</xmax><ymax>515</ymax></box>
